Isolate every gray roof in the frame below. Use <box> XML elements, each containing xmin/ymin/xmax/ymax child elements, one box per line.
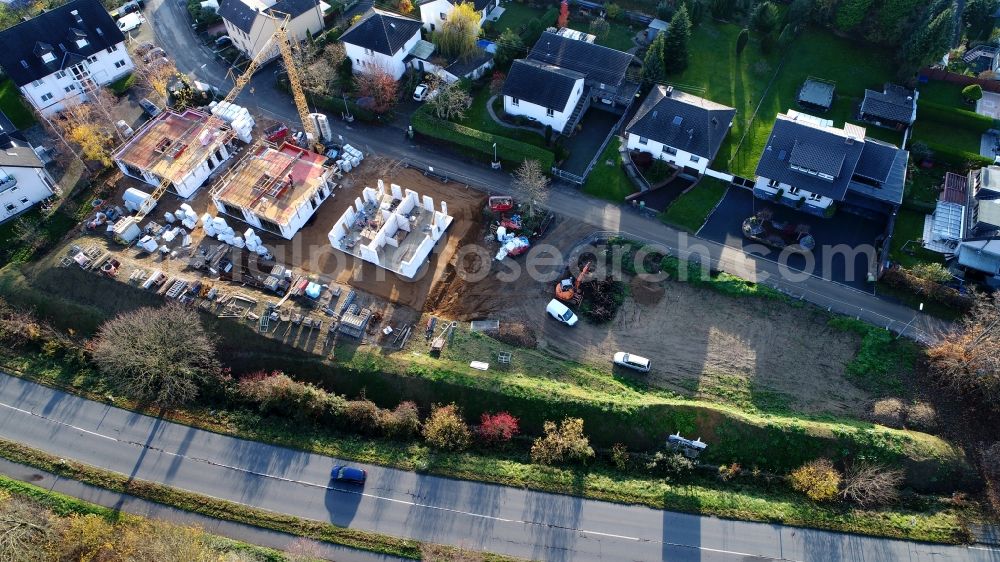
<box><xmin>797</xmin><ymin>78</ymin><xmax>835</xmax><ymax>109</ymax></box>
<box><xmin>218</xmin><ymin>0</ymin><xmax>258</xmax><ymax>33</ymax></box>
<box><xmin>340</xmin><ymin>9</ymin><xmax>422</xmax><ymax>56</ymax></box>
<box><xmin>0</xmin><ymin>112</ymin><xmax>15</xmax><ymax>138</ymax></box>
<box><xmin>848</xmin><ymin>141</ymin><xmax>908</xmax><ymax>205</ymax></box>
<box><xmin>269</xmin><ymin>0</ymin><xmax>320</xmax><ymax>19</ymax></box>
<box><xmin>860</xmin><ymin>84</ymin><xmax>916</xmax><ymax>125</ymax></box>
<box><xmin>444</xmin><ymin>49</ymin><xmax>493</xmax><ymax>78</ymax></box>
<box><xmin>755</xmin><ymin>113</ymin><xmax>863</xmax><ymax>200</ymax></box>
<box><xmin>527</xmin><ymin>31</ymin><xmax>633</xmax><ymax>88</ymax></box>
<box><xmin>958</xmin><ymin>239</ymin><xmax>1000</xmax><ymax>274</ymax></box>
<box><xmin>625</xmin><ymin>86</ymin><xmax>735</xmax><ymax>161</ymax></box>
<box><xmin>503</xmin><ymin>59</ymin><xmax>583</xmax><ymax>111</ymax></box>
<box><xmin>0</xmin><ymin>0</ymin><xmax>125</xmax><ymax>87</ymax></box>
<box><xmin>0</xmin><ymin>145</ymin><xmax>44</xmax><ymax>168</ymax></box>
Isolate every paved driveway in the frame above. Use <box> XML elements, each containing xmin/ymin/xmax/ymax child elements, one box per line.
<box><xmin>560</xmin><ymin>109</ymin><xmax>621</xmax><ymax>176</ymax></box>
<box><xmin>698</xmin><ymin>188</ymin><xmax>886</xmax><ymax>289</ymax></box>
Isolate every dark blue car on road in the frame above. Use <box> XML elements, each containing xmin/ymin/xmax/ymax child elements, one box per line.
<box><xmin>331</xmin><ymin>465</ymin><xmax>367</xmax><ymax>485</ymax></box>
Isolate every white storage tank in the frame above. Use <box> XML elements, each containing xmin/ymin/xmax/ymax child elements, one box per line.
<box><xmin>123</xmin><ymin>188</ymin><xmax>153</xmax><ymax>213</ymax></box>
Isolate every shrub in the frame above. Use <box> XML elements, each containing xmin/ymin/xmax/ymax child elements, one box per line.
<box><xmin>380</xmin><ymin>401</ymin><xmax>422</xmax><ymax>438</ymax></box>
<box><xmin>605</xmin><ymin>2</ymin><xmax>622</xmax><ymax>20</ymax></box>
<box><xmin>109</xmin><ymin>73</ymin><xmax>136</xmax><ymax>95</ymax></box>
<box><xmin>611</xmin><ymin>443</ymin><xmax>630</xmax><ymax>471</ymax></box>
<box><xmin>870</xmin><ymin>398</ymin><xmax>905</xmax><ymax>428</ymax></box>
<box><xmin>646</xmin><ymin>451</ymin><xmax>694</xmax><ymax>477</ymax></box>
<box><xmin>735</xmin><ymin>28</ymin><xmax>749</xmax><ymax>54</ymax></box>
<box><xmin>717</xmin><ymin>462</ymin><xmax>742</xmax><ymax>482</ymax></box>
<box><xmin>881</xmin><ymin>267</ymin><xmax>974</xmax><ymax>312</ymax></box>
<box><xmin>906</xmin><ymin>401</ymin><xmax>938</xmax><ymax>431</ymax></box>
<box><xmin>477</xmin><ymin>411</ymin><xmax>520</xmax><ymax>444</ymax></box>
<box><xmin>411</xmin><ymin>109</ymin><xmax>555</xmax><ymax>169</ymax></box>
<box><xmin>423</xmin><ymin>404</ymin><xmax>472</xmax><ymax>450</ymax></box>
<box><xmin>530</xmin><ymin>418</ymin><xmax>594</xmax><ymax>465</ymax></box>
<box><xmin>789</xmin><ymin>458</ymin><xmax>842</xmax><ymax>502</ymax></box>
<box><xmin>908</xmin><ymin>262</ymin><xmax>951</xmax><ymax>284</ymax></box>
<box><xmin>840</xmin><ymin>463</ymin><xmax>904</xmax><ymax>507</ymax></box>
<box><xmin>963</xmin><ymin>83</ymin><xmax>984</xmax><ymax>102</ymax></box>
<box><xmin>344</xmin><ymin>399</ymin><xmax>382</xmax><ymax>434</ymax></box>
<box><xmin>235</xmin><ymin>372</ymin><xmax>329</xmax><ymax>422</ymax></box>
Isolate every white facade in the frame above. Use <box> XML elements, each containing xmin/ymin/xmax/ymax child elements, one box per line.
<box><xmin>20</xmin><ymin>42</ymin><xmax>133</xmax><ymax>116</ymax></box>
<box><xmin>409</xmin><ymin>56</ymin><xmax>493</xmax><ymax>83</ymax></box>
<box><xmin>223</xmin><ymin>2</ymin><xmax>326</xmax><ymax>60</ymax></box>
<box><xmin>118</xmin><ymin>146</ymin><xmax>232</xmax><ymax>199</ymax></box>
<box><xmin>0</xmin><ymin>156</ymin><xmax>57</xmax><ymax>223</ymax></box>
<box><xmin>503</xmin><ymin>78</ymin><xmax>583</xmax><ymax>132</ymax></box>
<box><xmin>419</xmin><ymin>0</ymin><xmax>492</xmax><ymax>31</ymax></box>
<box><xmin>344</xmin><ymin>31</ymin><xmax>420</xmax><ymax>80</ymax></box>
<box><xmin>328</xmin><ymin>181</ymin><xmax>453</xmax><ymax>279</ymax></box>
<box><xmin>214</xmin><ymin>181</ymin><xmax>333</xmax><ymax>239</ymax></box>
<box><xmin>625</xmin><ymin>133</ymin><xmax>709</xmax><ymax>175</ymax></box>
<box><xmin>753</xmin><ymin>176</ymin><xmax>834</xmax><ymax>212</ymax></box>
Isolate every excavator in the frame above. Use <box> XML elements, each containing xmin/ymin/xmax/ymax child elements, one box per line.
<box><xmin>554</xmin><ymin>261</ymin><xmax>591</xmax><ymax>305</ymax></box>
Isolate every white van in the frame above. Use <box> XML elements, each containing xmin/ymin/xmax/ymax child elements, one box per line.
<box><xmin>546</xmin><ymin>299</ymin><xmax>578</xmax><ymax>326</ymax></box>
<box><xmin>613</xmin><ymin>352</ymin><xmax>651</xmax><ymax>373</ymax></box>
<box><xmin>117</xmin><ymin>13</ymin><xmax>146</xmax><ymax>32</ymax></box>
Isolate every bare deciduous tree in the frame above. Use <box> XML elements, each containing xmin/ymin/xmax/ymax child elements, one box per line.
<box><xmin>91</xmin><ymin>304</ymin><xmax>222</xmax><ymax>407</ymax></box>
<box><xmin>428</xmin><ymin>81</ymin><xmax>472</xmax><ymax>121</ymax></box>
<box><xmin>840</xmin><ymin>462</ymin><xmax>904</xmax><ymax>507</ymax></box>
<box><xmin>52</xmin><ymin>93</ymin><xmax>121</xmax><ymax>166</ymax></box>
<box><xmin>512</xmin><ymin>159</ymin><xmax>550</xmax><ymax>212</ymax></box>
<box><xmin>927</xmin><ymin>292</ymin><xmax>1000</xmax><ymax>403</ymax></box>
<box><xmin>354</xmin><ymin>65</ymin><xmax>398</xmax><ymax>114</ymax></box>
<box><xmin>0</xmin><ymin>494</ymin><xmax>55</xmax><ymax>562</ymax></box>
<box><xmin>292</xmin><ymin>42</ymin><xmax>346</xmax><ymax>97</ymax></box>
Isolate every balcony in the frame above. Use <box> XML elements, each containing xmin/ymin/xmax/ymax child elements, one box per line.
<box><xmin>0</xmin><ymin>173</ymin><xmax>16</xmax><ymax>193</ymax></box>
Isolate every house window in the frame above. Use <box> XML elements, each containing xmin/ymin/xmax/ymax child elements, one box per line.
<box><xmin>41</xmin><ymin>52</ymin><xmax>55</xmax><ymax>63</ymax></box>
<box><xmin>546</xmin><ymin>108</ymin><xmax>554</xmax><ymax>117</ymax></box>
<box><xmin>637</xmin><ymin>136</ymin><xmax>648</xmax><ymax>145</ymax></box>
<box><xmin>257</xmin><ymin>215</ymin><xmax>282</xmax><ymax>234</ymax></box>
<box><xmin>664</xmin><ymin>147</ymin><xmax>677</xmax><ymax>156</ymax></box>
<box><xmin>690</xmin><ymin>155</ymin><xmax>700</xmax><ymax>163</ymax></box>
<box><xmin>40</xmin><ymin>93</ymin><xmax>53</xmax><ymax>102</ymax></box>
<box><xmin>87</xmin><ymin>55</ymin><xmax>98</xmax><ymax>63</ymax></box>
<box><xmin>5</xmin><ymin>204</ymin><xmax>15</xmax><ymax>212</ymax></box>
<box><xmin>64</xmin><ymin>85</ymin><xmax>75</xmax><ymax>93</ymax></box>
<box><xmin>788</xmin><ymin>186</ymin><xmax>800</xmax><ymax>195</ymax></box>
<box><xmin>439</xmin><ymin>12</ymin><xmax>446</xmax><ymax>18</ymax></box>
<box><xmin>30</xmin><ymin>79</ymin><xmax>43</xmax><ymax>88</ymax></box>
<box><xmin>511</xmin><ymin>97</ymin><xmax>519</xmax><ymax>106</ymax></box>
<box><xmin>430</xmin><ymin>23</ymin><xmax>435</xmax><ymax>31</ymax></box>
<box><xmin>808</xmin><ymin>192</ymin><xmax>823</xmax><ymax>201</ymax></box>
<box><xmin>106</xmin><ymin>45</ymin><xmax>117</xmax><ymax>53</ymax></box>
<box><xmin>19</xmin><ymin>198</ymin><xmax>28</xmax><ymax>204</ymax></box>
<box><xmin>767</xmin><ymin>178</ymin><xmax>779</xmax><ymax>188</ymax></box>
<box><xmin>54</xmin><ymin>71</ymin><xmax>67</xmax><ymax>79</ymax></box>
<box><xmin>365</xmin><ymin>48</ymin><xmax>373</xmax><ymax>56</ymax></box>
<box><xmin>115</xmin><ymin>59</ymin><xmax>127</xmax><ymax>68</ymax></box>
<box><xmin>76</xmin><ymin>39</ymin><xmax>89</xmax><ymax>49</ymax></box>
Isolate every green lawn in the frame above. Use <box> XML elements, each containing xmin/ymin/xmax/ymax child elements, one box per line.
<box><xmin>917</xmin><ymin>81</ymin><xmax>969</xmax><ymax>107</ymax></box>
<box><xmin>660</xmin><ymin>177</ymin><xmax>729</xmax><ymax>232</ymax></box>
<box><xmin>889</xmin><ymin>208</ymin><xmax>945</xmax><ymax>269</ymax></box>
<box><xmin>595</xmin><ymin>20</ymin><xmax>637</xmax><ymax>51</ymax></box>
<box><xmin>492</xmin><ymin>3</ymin><xmax>545</xmax><ymax>37</ymax></box>
<box><xmin>0</xmin><ymin>78</ymin><xmax>35</xmax><ymax>129</ymax></box>
<box><xmin>910</xmin><ymin>118</ymin><xmax>983</xmax><ymax>154</ymax></box>
<box><xmin>458</xmin><ymin>87</ymin><xmax>550</xmax><ymax>149</ymax></box>
<box><xmin>582</xmin><ymin>137</ymin><xmax>634</xmax><ymax>201</ymax></box>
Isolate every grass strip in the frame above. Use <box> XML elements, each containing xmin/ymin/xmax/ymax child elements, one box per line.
<box><xmin>0</xmin><ymin>438</ymin><xmax>520</xmax><ymax>561</ymax></box>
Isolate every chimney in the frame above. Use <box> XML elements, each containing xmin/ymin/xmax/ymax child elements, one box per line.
<box><xmin>665</xmin><ymin>85</ymin><xmax>673</xmax><ymax>97</ymax></box>
<box><xmin>71</xmin><ymin>9</ymin><xmax>83</xmax><ymax>25</ymax></box>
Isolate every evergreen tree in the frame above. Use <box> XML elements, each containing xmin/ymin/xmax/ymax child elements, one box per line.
<box><xmin>900</xmin><ymin>7</ymin><xmax>954</xmax><ymax>73</ymax></box>
<box><xmin>663</xmin><ymin>5</ymin><xmax>692</xmax><ymax>74</ymax></box>
<box><xmin>643</xmin><ymin>33</ymin><xmax>668</xmax><ymax>84</ymax></box>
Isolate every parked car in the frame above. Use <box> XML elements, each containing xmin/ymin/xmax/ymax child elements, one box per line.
<box><xmin>546</xmin><ymin>299</ymin><xmax>578</xmax><ymax>326</ymax></box>
<box><xmin>138</xmin><ymin>98</ymin><xmax>161</xmax><ymax>117</ymax></box>
<box><xmin>142</xmin><ymin>47</ymin><xmax>166</xmax><ymax>63</ymax></box>
<box><xmin>214</xmin><ymin>35</ymin><xmax>232</xmax><ymax>48</ymax></box>
<box><xmin>117</xmin><ymin>13</ymin><xmax>145</xmax><ymax>32</ymax></box>
<box><xmin>134</xmin><ymin>41</ymin><xmax>156</xmax><ymax>57</ymax></box>
<box><xmin>413</xmin><ymin>83</ymin><xmax>430</xmax><ymax>101</ymax></box>
<box><xmin>613</xmin><ymin>352</ymin><xmax>650</xmax><ymax>373</ymax></box>
<box><xmin>115</xmin><ymin>120</ymin><xmax>134</xmax><ymax>138</ymax></box>
<box><xmin>330</xmin><ymin>465</ymin><xmax>367</xmax><ymax>484</ymax></box>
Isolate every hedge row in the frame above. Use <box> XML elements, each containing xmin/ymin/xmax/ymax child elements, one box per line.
<box><xmin>411</xmin><ymin>109</ymin><xmax>555</xmax><ymax>170</ymax></box>
<box><xmin>917</xmin><ymin>100</ymin><xmax>997</xmax><ymax>133</ymax></box>
<box><xmin>923</xmin><ymin>140</ymin><xmax>995</xmax><ymax>168</ymax></box>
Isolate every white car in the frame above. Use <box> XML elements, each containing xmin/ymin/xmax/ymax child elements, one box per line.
<box><xmin>546</xmin><ymin>299</ymin><xmax>578</xmax><ymax>326</ymax></box>
<box><xmin>613</xmin><ymin>352</ymin><xmax>651</xmax><ymax>373</ymax></box>
<box><xmin>117</xmin><ymin>13</ymin><xmax>145</xmax><ymax>32</ymax></box>
<box><xmin>413</xmin><ymin>83</ymin><xmax>430</xmax><ymax>101</ymax></box>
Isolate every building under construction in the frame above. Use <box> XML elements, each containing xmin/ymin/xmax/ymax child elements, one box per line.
<box><xmin>113</xmin><ymin>108</ymin><xmax>236</xmax><ymax>198</ymax></box>
<box><xmin>211</xmin><ymin>142</ymin><xmax>336</xmax><ymax>239</ymax></box>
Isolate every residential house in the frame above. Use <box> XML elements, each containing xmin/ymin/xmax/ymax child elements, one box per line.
<box><xmin>113</xmin><ymin>108</ymin><xmax>236</xmax><ymax>199</ymax></box>
<box><xmin>211</xmin><ymin>142</ymin><xmax>335</xmax><ymax>239</ymax></box>
<box><xmin>0</xmin><ymin>137</ymin><xmax>58</xmax><ymax>224</ymax></box>
<box><xmin>501</xmin><ymin>59</ymin><xmax>585</xmax><ymax>132</ymax></box>
<box><xmin>859</xmin><ymin>84</ymin><xmax>917</xmax><ymax>130</ymax></box>
<box><xmin>753</xmin><ymin>110</ymin><xmax>908</xmax><ymax>218</ymax></box>
<box><xmin>645</xmin><ymin>18</ymin><xmax>667</xmax><ymax>42</ymax></box>
<box><xmin>417</xmin><ymin>0</ymin><xmax>499</xmax><ymax>32</ymax></box>
<box><xmin>624</xmin><ymin>85</ymin><xmax>735</xmax><ymax>177</ymax></box>
<box><xmin>217</xmin><ymin>0</ymin><xmax>326</xmax><ymax>60</ymax></box>
<box><xmin>408</xmin><ymin>39</ymin><xmax>494</xmax><ymax>83</ymax></box>
<box><xmin>0</xmin><ymin>0</ymin><xmax>134</xmax><ymax>116</ymax></box>
<box><xmin>503</xmin><ymin>31</ymin><xmax>637</xmax><ymax>135</ymax></box>
<box><xmin>340</xmin><ymin>9</ymin><xmax>423</xmax><ymax>80</ymax></box>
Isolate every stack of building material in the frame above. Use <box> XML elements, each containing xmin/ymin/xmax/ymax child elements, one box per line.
<box><xmin>338</xmin><ymin>304</ymin><xmax>371</xmax><ymax>338</ymax></box>
<box><xmin>336</xmin><ymin>145</ymin><xmax>364</xmax><ymax>172</ymax></box>
<box><xmin>209</xmin><ymin>101</ymin><xmax>254</xmax><ymax>143</ymax></box>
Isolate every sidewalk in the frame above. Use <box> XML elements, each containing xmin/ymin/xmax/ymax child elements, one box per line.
<box><xmin>0</xmin><ymin>457</ymin><xmax>405</xmax><ymax>562</ymax></box>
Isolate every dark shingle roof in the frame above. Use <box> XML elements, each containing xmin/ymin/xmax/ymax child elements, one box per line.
<box><xmin>340</xmin><ymin>9</ymin><xmax>422</xmax><ymax>56</ymax></box>
<box><xmin>527</xmin><ymin>31</ymin><xmax>632</xmax><ymax>88</ymax></box>
<box><xmin>0</xmin><ymin>145</ymin><xmax>44</xmax><ymax>168</ymax></box>
<box><xmin>860</xmin><ymin>84</ymin><xmax>916</xmax><ymax>125</ymax></box>
<box><xmin>755</xmin><ymin>113</ymin><xmax>864</xmax><ymax>201</ymax></box>
<box><xmin>268</xmin><ymin>0</ymin><xmax>320</xmax><ymax>19</ymax></box>
<box><xmin>218</xmin><ymin>0</ymin><xmax>259</xmax><ymax>33</ymax></box>
<box><xmin>0</xmin><ymin>0</ymin><xmax>125</xmax><ymax>87</ymax></box>
<box><xmin>942</xmin><ymin>172</ymin><xmax>968</xmax><ymax>204</ymax></box>
<box><xmin>502</xmin><ymin>59</ymin><xmax>583</xmax><ymax>111</ymax></box>
<box><xmin>625</xmin><ymin>86</ymin><xmax>735</xmax><ymax>160</ymax></box>
<box><xmin>848</xmin><ymin>140</ymin><xmax>907</xmax><ymax>205</ymax></box>
<box><xmin>444</xmin><ymin>49</ymin><xmax>493</xmax><ymax>78</ymax></box>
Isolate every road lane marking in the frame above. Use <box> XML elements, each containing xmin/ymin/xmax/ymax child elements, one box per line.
<box><xmin>5</xmin><ymin>399</ymin><xmax>986</xmax><ymax>561</ymax></box>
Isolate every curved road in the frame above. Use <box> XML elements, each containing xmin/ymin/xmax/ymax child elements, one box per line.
<box><xmin>0</xmin><ymin>373</ymin><xmax>996</xmax><ymax>562</ymax></box>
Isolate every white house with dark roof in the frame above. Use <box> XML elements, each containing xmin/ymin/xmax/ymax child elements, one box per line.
<box><xmin>624</xmin><ymin>85</ymin><xmax>735</xmax><ymax>177</ymax></box>
<box><xmin>753</xmin><ymin>110</ymin><xmax>908</xmax><ymax>218</ymax></box>
<box><xmin>218</xmin><ymin>0</ymin><xmax>326</xmax><ymax>60</ymax></box>
<box><xmin>501</xmin><ymin>60</ymin><xmax>584</xmax><ymax>132</ymax></box>
<box><xmin>502</xmin><ymin>31</ymin><xmax>637</xmax><ymax>135</ymax></box>
<box><xmin>417</xmin><ymin>0</ymin><xmax>499</xmax><ymax>32</ymax></box>
<box><xmin>0</xmin><ymin>0</ymin><xmax>133</xmax><ymax>117</ymax></box>
<box><xmin>0</xmin><ymin>139</ymin><xmax>58</xmax><ymax>224</ymax></box>
<box><xmin>859</xmin><ymin>84</ymin><xmax>917</xmax><ymax>130</ymax></box>
<box><xmin>341</xmin><ymin>9</ymin><xmax>423</xmax><ymax>80</ymax></box>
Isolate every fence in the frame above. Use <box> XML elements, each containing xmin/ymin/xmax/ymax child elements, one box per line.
<box><xmin>574</xmin><ymin>230</ymin><xmax>939</xmax><ymax>344</ymax></box>
<box><xmin>919</xmin><ymin>67</ymin><xmax>1000</xmax><ymax>93</ymax></box>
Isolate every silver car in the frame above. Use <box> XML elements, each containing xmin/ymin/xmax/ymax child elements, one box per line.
<box><xmin>613</xmin><ymin>352</ymin><xmax>650</xmax><ymax>372</ymax></box>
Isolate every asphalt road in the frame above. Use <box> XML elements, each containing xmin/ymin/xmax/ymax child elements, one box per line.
<box><xmin>1</xmin><ymin>373</ymin><xmax>998</xmax><ymax>562</ymax></box>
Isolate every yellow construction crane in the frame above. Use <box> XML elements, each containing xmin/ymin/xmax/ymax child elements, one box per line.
<box><xmin>131</xmin><ymin>14</ymin><xmax>318</xmax><ymax>222</ymax></box>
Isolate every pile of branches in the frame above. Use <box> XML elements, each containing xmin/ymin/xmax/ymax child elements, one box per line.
<box><xmin>487</xmin><ymin>322</ymin><xmax>538</xmax><ymax>349</ymax></box>
<box><xmin>580</xmin><ymin>276</ymin><xmax>627</xmax><ymax>323</ymax></box>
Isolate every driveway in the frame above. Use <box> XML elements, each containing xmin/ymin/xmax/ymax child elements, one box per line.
<box><xmin>560</xmin><ymin>109</ymin><xmax>621</xmax><ymax>176</ymax></box>
<box><xmin>698</xmin><ymin>188</ymin><xmax>887</xmax><ymax>289</ymax></box>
